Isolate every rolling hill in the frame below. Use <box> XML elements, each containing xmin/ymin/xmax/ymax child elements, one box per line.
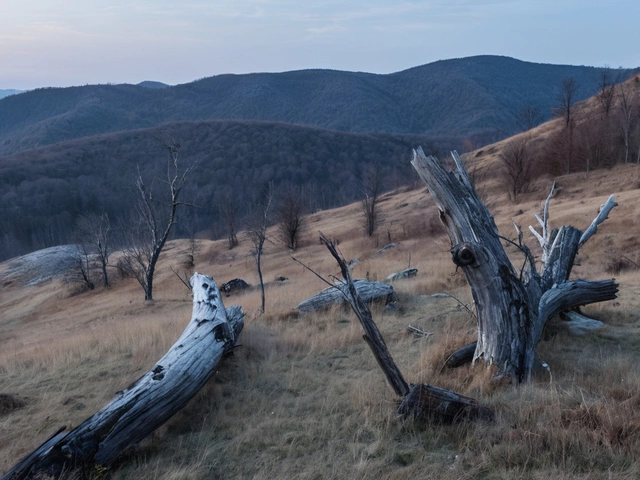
<box><xmin>0</xmin><ymin>56</ymin><xmax>635</xmax><ymax>156</ymax></box>
<box><xmin>2</xmin><ymin>69</ymin><xmax>640</xmax><ymax>478</ymax></box>
<box><xmin>0</xmin><ymin>120</ymin><xmax>437</xmax><ymax>261</ymax></box>
<box><xmin>2</xmin><ymin>125</ymin><xmax>640</xmax><ymax>478</ymax></box>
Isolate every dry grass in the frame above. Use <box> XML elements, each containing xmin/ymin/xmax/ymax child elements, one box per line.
<box><xmin>2</xmin><ymin>153</ymin><xmax>640</xmax><ymax>479</ymax></box>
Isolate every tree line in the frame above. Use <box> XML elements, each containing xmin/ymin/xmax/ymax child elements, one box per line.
<box><xmin>500</xmin><ymin>72</ymin><xmax>640</xmax><ymax>200</ymax></box>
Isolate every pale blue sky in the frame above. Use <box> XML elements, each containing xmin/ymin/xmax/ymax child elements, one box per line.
<box><xmin>1</xmin><ymin>0</ymin><xmax>638</xmax><ymax>90</ymax></box>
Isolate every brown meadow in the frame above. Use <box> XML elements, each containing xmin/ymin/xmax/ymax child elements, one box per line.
<box><xmin>2</xmin><ymin>147</ymin><xmax>640</xmax><ymax>478</ymax></box>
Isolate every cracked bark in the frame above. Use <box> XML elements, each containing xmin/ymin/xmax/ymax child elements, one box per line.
<box><xmin>411</xmin><ymin>149</ymin><xmax>618</xmax><ymax>381</ymax></box>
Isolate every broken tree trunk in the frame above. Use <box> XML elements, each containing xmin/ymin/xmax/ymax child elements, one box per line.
<box><xmin>411</xmin><ymin>148</ymin><xmax>618</xmax><ymax>382</ymax></box>
<box><xmin>2</xmin><ymin>273</ymin><xmax>244</xmax><ymax>480</ymax></box>
<box><xmin>319</xmin><ymin>234</ymin><xmax>491</xmax><ymax>422</ymax></box>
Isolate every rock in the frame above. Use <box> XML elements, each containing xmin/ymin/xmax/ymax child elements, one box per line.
<box><xmin>220</xmin><ymin>278</ymin><xmax>251</xmax><ymax>296</ymax></box>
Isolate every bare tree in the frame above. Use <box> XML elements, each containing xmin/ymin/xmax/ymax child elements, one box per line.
<box><xmin>76</xmin><ymin>212</ymin><xmax>111</xmax><ymax>287</ymax></box>
<box><xmin>516</xmin><ymin>104</ymin><xmax>543</xmax><ymax>131</ymax></box>
<box><xmin>500</xmin><ymin>136</ymin><xmax>533</xmax><ymax>201</ymax></box>
<box><xmin>597</xmin><ymin>68</ymin><xmax>616</xmax><ymax>118</ymax></box>
<box><xmin>121</xmin><ymin>140</ymin><xmax>196</xmax><ymax>301</ymax></box>
<box><xmin>67</xmin><ymin>243</ymin><xmax>96</xmax><ymax>291</ymax></box>
<box><xmin>221</xmin><ymin>194</ymin><xmax>239</xmax><ymax>250</ymax></box>
<box><xmin>361</xmin><ymin>163</ymin><xmax>384</xmax><ymax>237</ymax></box>
<box><xmin>247</xmin><ymin>184</ymin><xmax>273</xmax><ymax>314</ymax></box>
<box><xmin>555</xmin><ymin>77</ymin><xmax>578</xmax><ymax>127</ymax></box>
<box><xmin>277</xmin><ymin>186</ymin><xmax>305</xmax><ymax>251</ymax></box>
<box><xmin>617</xmin><ymin>82</ymin><xmax>637</xmax><ymax>164</ymax></box>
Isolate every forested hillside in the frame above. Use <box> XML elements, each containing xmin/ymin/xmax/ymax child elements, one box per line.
<box><xmin>0</xmin><ymin>120</ymin><xmax>437</xmax><ymax>261</ymax></box>
<box><xmin>1</xmin><ymin>56</ymin><xmax>633</xmax><ymax>156</ymax></box>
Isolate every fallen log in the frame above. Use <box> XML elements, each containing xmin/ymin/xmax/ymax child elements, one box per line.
<box><xmin>2</xmin><ymin>273</ymin><xmax>244</xmax><ymax>480</ymax></box>
<box><xmin>386</xmin><ymin>268</ymin><xmax>418</xmax><ymax>282</ymax></box>
<box><xmin>296</xmin><ymin>279</ymin><xmax>394</xmax><ymax>313</ymax></box>
<box><xmin>374</xmin><ymin>243</ymin><xmax>398</xmax><ymax>256</ymax></box>
<box><xmin>398</xmin><ymin>384</ymin><xmax>494</xmax><ymax>423</ymax></box>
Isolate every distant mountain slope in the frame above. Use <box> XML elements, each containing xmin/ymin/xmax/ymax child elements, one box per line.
<box><xmin>0</xmin><ymin>89</ymin><xmax>22</xmax><ymax>100</ymax></box>
<box><xmin>137</xmin><ymin>81</ymin><xmax>169</xmax><ymax>89</ymax></box>
<box><xmin>0</xmin><ymin>119</ymin><xmax>435</xmax><ymax>261</ymax></box>
<box><xmin>1</xmin><ymin>56</ymin><xmax>635</xmax><ymax>156</ymax></box>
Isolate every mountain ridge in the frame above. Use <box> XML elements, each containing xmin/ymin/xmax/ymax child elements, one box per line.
<box><xmin>1</xmin><ymin>55</ymin><xmax>635</xmax><ymax>156</ymax></box>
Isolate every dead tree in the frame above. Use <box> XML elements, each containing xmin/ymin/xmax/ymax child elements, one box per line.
<box><xmin>121</xmin><ymin>141</ymin><xmax>196</xmax><ymax>301</ymax></box>
<box><xmin>597</xmin><ymin>68</ymin><xmax>616</xmax><ymax>118</ymax></box>
<box><xmin>247</xmin><ymin>184</ymin><xmax>273</xmax><ymax>314</ymax></box>
<box><xmin>319</xmin><ymin>234</ymin><xmax>492</xmax><ymax>423</ymax></box>
<box><xmin>516</xmin><ymin>104</ymin><xmax>544</xmax><ymax>132</ymax></box>
<box><xmin>220</xmin><ymin>194</ymin><xmax>239</xmax><ymax>250</ymax></box>
<box><xmin>76</xmin><ymin>213</ymin><xmax>111</xmax><ymax>288</ymax></box>
<box><xmin>66</xmin><ymin>243</ymin><xmax>96</xmax><ymax>291</ymax></box>
<box><xmin>277</xmin><ymin>186</ymin><xmax>305</xmax><ymax>251</ymax></box>
<box><xmin>617</xmin><ymin>82</ymin><xmax>637</xmax><ymax>164</ymax></box>
<box><xmin>411</xmin><ymin>148</ymin><xmax>618</xmax><ymax>382</ymax></box>
<box><xmin>361</xmin><ymin>163</ymin><xmax>384</xmax><ymax>237</ymax></box>
<box><xmin>555</xmin><ymin>76</ymin><xmax>578</xmax><ymax>127</ymax></box>
<box><xmin>499</xmin><ymin>135</ymin><xmax>533</xmax><ymax>201</ymax></box>
<box><xmin>1</xmin><ymin>273</ymin><xmax>244</xmax><ymax>480</ymax></box>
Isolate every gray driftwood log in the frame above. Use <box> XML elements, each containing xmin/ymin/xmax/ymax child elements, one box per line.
<box><xmin>296</xmin><ymin>279</ymin><xmax>394</xmax><ymax>312</ymax></box>
<box><xmin>411</xmin><ymin>148</ymin><xmax>618</xmax><ymax>382</ymax></box>
<box><xmin>2</xmin><ymin>273</ymin><xmax>244</xmax><ymax>480</ymax></box>
<box><xmin>386</xmin><ymin>268</ymin><xmax>418</xmax><ymax>282</ymax></box>
<box><xmin>320</xmin><ymin>234</ymin><xmax>491</xmax><ymax>423</ymax></box>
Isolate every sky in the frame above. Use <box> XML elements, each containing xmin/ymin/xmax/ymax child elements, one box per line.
<box><xmin>1</xmin><ymin>0</ymin><xmax>639</xmax><ymax>90</ymax></box>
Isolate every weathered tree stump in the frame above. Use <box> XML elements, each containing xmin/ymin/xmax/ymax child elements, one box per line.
<box><xmin>411</xmin><ymin>149</ymin><xmax>618</xmax><ymax>382</ymax></box>
<box><xmin>2</xmin><ymin>273</ymin><xmax>244</xmax><ymax>480</ymax></box>
<box><xmin>296</xmin><ymin>279</ymin><xmax>394</xmax><ymax>313</ymax></box>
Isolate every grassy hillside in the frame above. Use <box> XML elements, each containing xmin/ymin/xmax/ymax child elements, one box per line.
<box><xmin>1</xmin><ymin>146</ymin><xmax>640</xmax><ymax>478</ymax></box>
<box><xmin>0</xmin><ymin>120</ymin><xmax>440</xmax><ymax>261</ymax></box>
<box><xmin>1</xmin><ymin>56</ymin><xmax>634</xmax><ymax>156</ymax></box>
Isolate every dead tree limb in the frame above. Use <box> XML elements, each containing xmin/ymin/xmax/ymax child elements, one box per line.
<box><xmin>443</xmin><ymin>342</ymin><xmax>477</xmax><ymax>369</ymax></box>
<box><xmin>319</xmin><ymin>233</ymin><xmax>491</xmax><ymax>422</ymax></box>
<box><xmin>2</xmin><ymin>273</ymin><xmax>244</xmax><ymax>480</ymax></box>
<box><xmin>411</xmin><ymin>148</ymin><xmax>618</xmax><ymax>382</ymax></box>
<box><xmin>320</xmin><ymin>233</ymin><xmax>409</xmax><ymax>397</ymax></box>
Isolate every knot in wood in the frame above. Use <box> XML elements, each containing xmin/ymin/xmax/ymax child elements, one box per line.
<box><xmin>452</xmin><ymin>243</ymin><xmax>476</xmax><ymax>267</ymax></box>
